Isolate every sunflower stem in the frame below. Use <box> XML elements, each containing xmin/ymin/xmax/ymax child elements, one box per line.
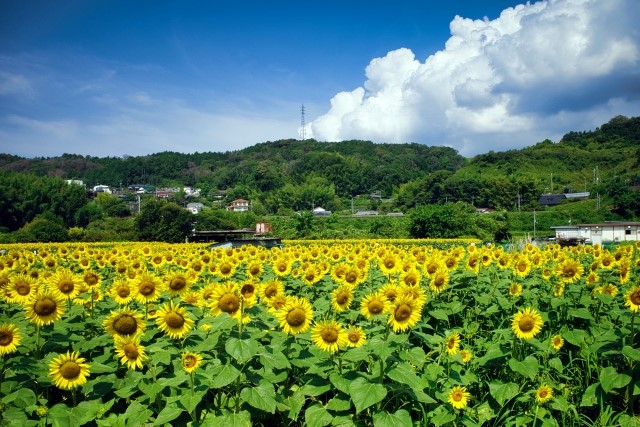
<box><xmin>532</xmin><ymin>403</ymin><xmax>539</xmax><ymax>427</ymax></box>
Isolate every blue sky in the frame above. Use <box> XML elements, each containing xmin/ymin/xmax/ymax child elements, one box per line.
<box><xmin>1</xmin><ymin>0</ymin><xmax>638</xmax><ymax>158</ymax></box>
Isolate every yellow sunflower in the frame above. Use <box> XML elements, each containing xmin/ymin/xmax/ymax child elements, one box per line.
<box><xmin>508</xmin><ymin>282</ymin><xmax>523</xmax><ymax>297</ymax></box>
<box><xmin>24</xmin><ymin>291</ymin><xmax>66</xmax><ymax>326</ymax></box>
<box><xmin>550</xmin><ymin>334</ymin><xmax>564</xmax><ymax>351</ymax></box>
<box><xmin>49</xmin><ymin>351</ymin><xmax>90</xmax><ymax>390</ymax></box>
<box><xmin>0</xmin><ymin>323</ymin><xmax>21</xmax><ymax>356</ymax></box>
<box><xmin>271</xmin><ymin>256</ymin><xmax>292</xmax><ymax>277</ymax></box>
<box><xmin>133</xmin><ymin>273</ymin><xmax>163</xmax><ymax>304</ymax></box>
<box><xmin>246</xmin><ymin>261</ymin><xmax>264</xmax><ymax>280</ymax></box>
<box><xmin>311</xmin><ymin>320</ymin><xmax>348</xmax><ymax>354</ymax></box>
<box><xmin>155</xmin><ymin>301</ymin><xmax>194</xmax><ymax>339</ymax></box>
<box><xmin>345</xmin><ymin>326</ymin><xmax>367</xmax><ymax>348</ymax></box>
<box><xmin>445</xmin><ymin>332</ymin><xmax>461</xmax><ymax>355</ymax></box>
<box><xmin>103</xmin><ymin>308</ymin><xmax>146</xmax><ymax>338</ymax></box>
<box><xmin>331</xmin><ymin>284</ymin><xmax>354</xmax><ymax>312</ymax></box>
<box><xmin>429</xmin><ymin>267</ymin><xmax>450</xmax><ymax>294</ymax></box>
<box><xmin>512</xmin><ymin>307</ymin><xmax>544</xmax><ymax>340</ymax></box>
<box><xmin>460</xmin><ymin>349</ymin><xmax>473</xmax><ymax>363</ymax></box>
<box><xmin>555</xmin><ymin>258</ymin><xmax>584</xmax><ymax>284</ymax></box>
<box><xmin>216</xmin><ymin>259</ymin><xmax>238</xmax><ymax>279</ymax></box>
<box><xmin>624</xmin><ymin>286</ymin><xmax>640</xmax><ymax>312</ymax></box>
<box><xmin>7</xmin><ymin>274</ymin><xmax>38</xmax><ymax>304</ymax></box>
<box><xmin>210</xmin><ymin>282</ymin><xmax>242</xmax><ymax>319</ymax></box>
<box><xmin>448</xmin><ymin>385</ymin><xmax>471</xmax><ymax>410</ymax></box>
<box><xmin>387</xmin><ymin>294</ymin><xmax>423</xmax><ymax>333</ymax></box>
<box><xmin>114</xmin><ymin>334</ymin><xmax>147</xmax><ymax>370</ymax></box>
<box><xmin>400</xmin><ymin>269</ymin><xmax>421</xmax><ymax>287</ymax></box>
<box><xmin>535</xmin><ymin>385</ymin><xmax>553</xmax><ymax>404</ymax></box>
<box><xmin>379</xmin><ymin>253</ymin><xmax>400</xmax><ymax>276</ymax></box>
<box><xmin>182</xmin><ymin>351</ymin><xmax>203</xmax><ymax>373</ymax></box>
<box><xmin>109</xmin><ymin>280</ymin><xmax>134</xmax><ymax>305</ymax></box>
<box><xmin>512</xmin><ymin>257</ymin><xmax>531</xmax><ymax>278</ymax></box>
<box><xmin>81</xmin><ymin>270</ymin><xmax>101</xmax><ymax>288</ymax></box>
<box><xmin>360</xmin><ymin>291</ymin><xmax>389</xmax><ymax>319</ymax></box>
<box><xmin>48</xmin><ymin>269</ymin><xmax>82</xmax><ymax>300</ymax></box>
<box><xmin>276</xmin><ymin>296</ymin><xmax>314</xmax><ymax>335</ymax></box>
<box><xmin>165</xmin><ymin>272</ymin><xmax>192</xmax><ymax>297</ymax></box>
<box><xmin>238</xmin><ymin>281</ymin><xmax>258</xmax><ymax>308</ymax></box>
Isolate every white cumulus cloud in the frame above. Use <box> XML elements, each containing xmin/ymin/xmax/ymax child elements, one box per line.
<box><xmin>310</xmin><ymin>0</ymin><xmax>640</xmax><ymax>155</ymax></box>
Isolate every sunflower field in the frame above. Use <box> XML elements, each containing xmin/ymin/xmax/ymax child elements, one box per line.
<box><xmin>1</xmin><ymin>239</ymin><xmax>640</xmax><ymax>426</ymax></box>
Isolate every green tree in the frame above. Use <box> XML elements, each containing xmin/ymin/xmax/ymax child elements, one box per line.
<box><xmin>408</xmin><ymin>202</ymin><xmax>475</xmax><ymax>238</ymax></box>
<box><xmin>135</xmin><ymin>200</ymin><xmax>194</xmax><ymax>242</ymax></box>
<box><xmin>13</xmin><ymin>213</ymin><xmax>69</xmax><ymax>242</ymax></box>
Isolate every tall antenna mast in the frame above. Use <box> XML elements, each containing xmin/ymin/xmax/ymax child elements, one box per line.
<box><xmin>300</xmin><ymin>104</ymin><xmax>306</xmax><ymax>141</ymax></box>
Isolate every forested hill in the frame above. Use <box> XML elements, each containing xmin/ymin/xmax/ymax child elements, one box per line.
<box><xmin>0</xmin><ymin>140</ymin><xmax>464</xmax><ymax>198</ymax></box>
<box><xmin>0</xmin><ymin>115</ymin><xmax>639</xmax><ymax>208</ymax></box>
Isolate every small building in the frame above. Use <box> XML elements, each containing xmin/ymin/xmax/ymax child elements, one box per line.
<box><xmin>353</xmin><ymin>210</ymin><xmax>379</xmax><ymax>217</ymax></box>
<box><xmin>313</xmin><ymin>207</ymin><xmax>332</xmax><ymax>216</ymax></box>
<box><xmin>538</xmin><ymin>194</ymin><xmax>566</xmax><ymax>206</ymax></box>
<box><xmin>65</xmin><ymin>179</ymin><xmax>85</xmax><ymax>187</ymax></box>
<box><xmin>551</xmin><ymin>222</ymin><xmax>640</xmax><ymax>245</ymax></box>
<box><xmin>93</xmin><ymin>185</ymin><xmax>112</xmax><ymax>194</ymax></box>
<box><xmin>227</xmin><ymin>199</ymin><xmax>250</xmax><ymax>212</ymax></box>
<box><xmin>186</xmin><ymin>202</ymin><xmax>204</xmax><ymax>214</ymax></box>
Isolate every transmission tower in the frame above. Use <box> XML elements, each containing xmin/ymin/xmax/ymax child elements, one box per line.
<box><xmin>300</xmin><ymin>104</ymin><xmax>306</xmax><ymax>141</ymax></box>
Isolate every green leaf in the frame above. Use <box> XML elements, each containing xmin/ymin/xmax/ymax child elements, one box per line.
<box><xmin>179</xmin><ymin>390</ymin><xmax>205</xmax><ymax>413</ymax></box>
<box><xmin>123</xmin><ymin>401</ymin><xmax>153</xmax><ymax>427</ymax></box>
<box><xmin>325</xmin><ymin>394</ymin><xmax>351</xmax><ymax>411</ymax></box>
<box><xmin>623</xmin><ymin>346</ymin><xmax>640</xmax><ymax>362</ymax></box>
<box><xmin>348</xmin><ymin>377</ymin><xmax>387</xmax><ymax>414</ymax></box>
<box><xmin>368</xmin><ymin>336</ymin><xmax>397</xmax><ymax>361</ymax></box>
<box><xmin>208</xmin><ymin>411</ymin><xmax>252</xmax><ymax>427</ymax></box>
<box><xmin>401</xmin><ymin>346</ymin><xmax>426</xmax><ymax>369</ymax></box>
<box><xmin>208</xmin><ymin>364</ymin><xmax>241</xmax><ymax>388</ymax></box>
<box><xmin>550</xmin><ymin>395</ymin><xmax>571</xmax><ymax>413</ymax></box>
<box><xmin>240</xmin><ymin>380</ymin><xmax>276</xmax><ymax>414</ymax></box>
<box><xmin>48</xmin><ymin>404</ymin><xmax>78</xmax><ymax>427</ymax></box>
<box><xmin>373</xmin><ymin>409</ymin><xmax>412</xmax><ymax>427</ymax></box>
<box><xmin>568</xmin><ymin>307</ymin><xmax>594</xmax><ymax>320</ymax></box>
<box><xmin>580</xmin><ymin>383</ymin><xmax>603</xmax><ymax>407</ymax></box>
<box><xmin>563</xmin><ymin>329</ymin><xmax>589</xmax><ymax>347</ymax></box>
<box><xmin>304</xmin><ymin>403</ymin><xmax>333</xmax><ymax>427</ymax></box>
<box><xmin>342</xmin><ymin>346</ymin><xmax>369</xmax><ymax>362</ymax></box>
<box><xmin>476</xmin><ymin>401</ymin><xmax>496</xmax><ymax>424</ymax></box>
<box><xmin>548</xmin><ymin>357</ymin><xmax>563</xmax><ymax>373</ymax></box>
<box><xmin>508</xmin><ymin>356</ymin><xmax>539</xmax><ymax>381</ymax></box>
<box><xmin>282</xmin><ymin>389</ymin><xmax>306</xmax><ymax>420</ymax></box>
<box><xmin>429</xmin><ymin>405</ymin><xmax>456</xmax><ymax>426</ymax></box>
<box><xmin>599</xmin><ymin>366</ymin><xmax>632</xmax><ymax>393</ymax></box>
<box><xmin>1</xmin><ymin>388</ymin><xmax>37</xmax><ymax>408</ymax></box>
<box><xmin>386</xmin><ymin>362</ymin><xmax>427</xmax><ymax>390</ymax></box>
<box><xmin>153</xmin><ymin>403</ymin><xmax>183</xmax><ymax>426</ymax></box>
<box><xmin>259</xmin><ymin>347</ymin><xmax>291</xmax><ymax>370</ymax></box>
<box><xmin>299</xmin><ymin>380</ymin><xmax>331</xmax><ymax>397</ymax></box>
<box><xmin>424</xmin><ymin>362</ymin><xmax>445</xmax><ymax>381</ymax></box>
<box><xmin>476</xmin><ymin>343</ymin><xmax>508</xmax><ymax>365</ymax></box>
<box><xmin>488</xmin><ymin>381</ymin><xmax>519</xmax><ymax>406</ymax></box>
<box><xmin>226</xmin><ymin>337</ymin><xmax>260</xmax><ymax>362</ymax></box>
<box><xmin>429</xmin><ymin>309</ymin><xmax>449</xmax><ymax>321</ymax></box>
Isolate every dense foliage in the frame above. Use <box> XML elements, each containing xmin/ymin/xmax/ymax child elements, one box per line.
<box><xmin>0</xmin><ymin>116</ymin><xmax>638</xmax><ymax>243</ymax></box>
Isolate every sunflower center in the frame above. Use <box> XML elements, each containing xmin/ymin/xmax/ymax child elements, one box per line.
<box><xmin>219</xmin><ymin>294</ymin><xmax>240</xmax><ymax>313</ymax></box>
<box><xmin>249</xmin><ymin>265</ymin><xmax>260</xmax><ymax>275</ymax></box>
<box><xmin>518</xmin><ymin>315</ymin><xmax>535</xmax><ymax>332</ymax></box>
<box><xmin>164</xmin><ymin>312</ymin><xmax>185</xmax><ymax>329</ymax></box>
<box><xmin>123</xmin><ymin>343</ymin><xmax>139</xmax><ymax>359</ymax></box>
<box><xmin>264</xmin><ymin>285</ymin><xmax>278</xmax><ymax>298</ymax></box>
<box><xmin>336</xmin><ymin>291</ymin><xmax>350</xmax><ymax>305</ymax></box>
<box><xmin>0</xmin><ymin>330</ymin><xmax>12</xmax><ymax>345</ymax></box>
<box><xmin>241</xmin><ymin>284</ymin><xmax>255</xmax><ymax>298</ymax></box>
<box><xmin>563</xmin><ymin>266</ymin><xmax>576</xmax><ymax>276</ymax></box>
<box><xmin>59</xmin><ymin>361</ymin><xmax>81</xmax><ymax>379</ymax></box>
<box><xmin>59</xmin><ymin>279</ymin><xmax>75</xmax><ymax>294</ymax></box>
<box><xmin>220</xmin><ymin>264</ymin><xmax>232</xmax><ymax>275</ymax></box>
<box><xmin>631</xmin><ymin>291</ymin><xmax>640</xmax><ymax>305</ymax></box>
<box><xmin>16</xmin><ymin>282</ymin><xmax>31</xmax><ymax>296</ymax></box>
<box><xmin>34</xmin><ymin>298</ymin><xmax>57</xmax><ymax>316</ymax></box>
<box><xmin>395</xmin><ymin>304</ymin><xmax>412</xmax><ymax>321</ymax></box>
<box><xmin>117</xmin><ymin>286</ymin><xmax>130</xmax><ymax>297</ymax></box>
<box><xmin>113</xmin><ymin>315</ymin><xmax>138</xmax><ymax>335</ymax></box>
<box><xmin>434</xmin><ymin>276</ymin><xmax>445</xmax><ymax>287</ymax></box>
<box><xmin>384</xmin><ymin>259</ymin><xmax>395</xmax><ymax>269</ymax></box>
<box><xmin>518</xmin><ymin>263</ymin><xmax>527</xmax><ymax>272</ymax></box>
<box><xmin>286</xmin><ymin>308</ymin><xmax>306</xmax><ymax>327</ymax></box>
<box><xmin>538</xmin><ymin>389</ymin><xmax>549</xmax><ymax>399</ymax></box>
<box><xmin>320</xmin><ymin>328</ymin><xmax>338</xmax><ymax>343</ymax></box>
<box><xmin>277</xmin><ymin>262</ymin><xmax>287</xmax><ymax>272</ymax></box>
<box><xmin>184</xmin><ymin>355</ymin><xmax>197</xmax><ymax>368</ymax></box>
<box><xmin>345</xmin><ymin>272</ymin><xmax>358</xmax><ymax>284</ymax></box>
<box><xmin>169</xmin><ymin>277</ymin><xmax>186</xmax><ymax>291</ymax></box>
<box><xmin>138</xmin><ymin>281</ymin><xmax>155</xmax><ymax>296</ymax></box>
<box><xmin>84</xmin><ymin>273</ymin><xmax>98</xmax><ymax>286</ymax></box>
<box><xmin>348</xmin><ymin>332</ymin><xmax>360</xmax><ymax>343</ymax></box>
<box><xmin>451</xmin><ymin>390</ymin><xmax>463</xmax><ymax>402</ymax></box>
<box><xmin>368</xmin><ymin>301</ymin><xmax>384</xmax><ymax>315</ymax></box>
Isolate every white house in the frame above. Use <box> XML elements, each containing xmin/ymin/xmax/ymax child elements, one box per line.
<box><xmin>552</xmin><ymin>222</ymin><xmax>640</xmax><ymax>244</ymax></box>
<box><xmin>186</xmin><ymin>202</ymin><xmax>204</xmax><ymax>214</ymax></box>
<box><xmin>227</xmin><ymin>199</ymin><xmax>250</xmax><ymax>212</ymax></box>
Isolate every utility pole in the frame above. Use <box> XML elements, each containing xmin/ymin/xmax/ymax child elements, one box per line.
<box><xmin>517</xmin><ymin>193</ymin><xmax>521</xmax><ymax>212</ymax></box>
<box><xmin>300</xmin><ymin>105</ymin><xmax>306</xmax><ymax>141</ymax></box>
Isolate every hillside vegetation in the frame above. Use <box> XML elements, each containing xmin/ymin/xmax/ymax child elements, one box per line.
<box><xmin>0</xmin><ymin>116</ymin><xmax>639</xmax><ymax>242</ymax></box>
